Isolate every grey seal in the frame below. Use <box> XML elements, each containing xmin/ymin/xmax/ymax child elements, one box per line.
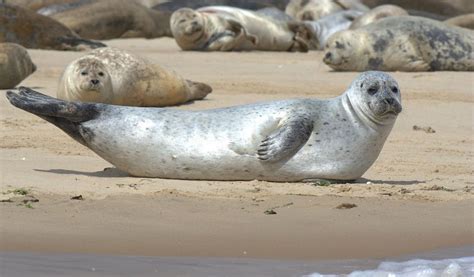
<box><xmin>286</xmin><ymin>0</ymin><xmax>368</xmax><ymax>21</ymax></box>
<box><xmin>349</xmin><ymin>4</ymin><xmax>408</xmax><ymax>29</ymax></box>
<box><xmin>0</xmin><ymin>43</ymin><xmax>36</xmax><ymax>89</ymax></box>
<box><xmin>324</xmin><ymin>16</ymin><xmax>474</xmax><ymax>71</ymax></box>
<box><xmin>6</xmin><ymin>71</ymin><xmax>402</xmax><ymax>181</ymax></box>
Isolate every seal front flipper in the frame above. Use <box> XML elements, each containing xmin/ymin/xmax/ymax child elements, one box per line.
<box><xmin>227</xmin><ymin>19</ymin><xmax>258</xmax><ymax>46</ymax></box>
<box><xmin>6</xmin><ymin>87</ymin><xmax>100</xmax><ymax>145</ymax></box>
<box><xmin>257</xmin><ymin>116</ymin><xmax>314</xmax><ymax>163</ymax></box>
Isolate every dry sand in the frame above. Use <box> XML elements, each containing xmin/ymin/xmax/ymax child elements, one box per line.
<box><xmin>0</xmin><ymin>38</ymin><xmax>473</xmax><ymax>260</ymax></box>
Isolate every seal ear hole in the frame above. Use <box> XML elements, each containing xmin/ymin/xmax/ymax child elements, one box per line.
<box><xmin>367</xmin><ymin>85</ymin><xmax>378</xmax><ymax>95</ymax></box>
<box><xmin>360</xmin><ymin>83</ymin><xmax>363</xmax><ymax>88</ymax></box>
<box><xmin>391</xmin><ymin>87</ymin><xmax>399</xmax><ymax>93</ymax></box>
<box><xmin>81</xmin><ymin>71</ymin><xmax>87</xmax><ymax>76</ymax></box>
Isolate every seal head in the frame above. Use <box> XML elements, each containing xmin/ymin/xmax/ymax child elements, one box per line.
<box><xmin>170</xmin><ymin>8</ymin><xmax>207</xmax><ymax>49</ymax></box>
<box><xmin>323</xmin><ymin>30</ymin><xmax>364</xmax><ymax>71</ymax></box>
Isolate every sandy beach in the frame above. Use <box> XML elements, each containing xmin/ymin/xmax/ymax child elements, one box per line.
<box><xmin>0</xmin><ymin>38</ymin><xmax>473</xmax><ymax>261</ymax></box>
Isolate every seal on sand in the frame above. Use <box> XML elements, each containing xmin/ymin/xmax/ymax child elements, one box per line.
<box><xmin>323</xmin><ymin>16</ymin><xmax>474</xmax><ymax>71</ymax></box>
<box><xmin>57</xmin><ymin>47</ymin><xmax>212</xmax><ymax>106</ymax></box>
<box><xmin>0</xmin><ymin>43</ymin><xmax>36</xmax><ymax>89</ymax></box>
<box><xmin>349</xmin><ymin>4</ymin><xmax>408</xmax><ymax>29</ymax></box>
<box><xmin>285</xmin><ymin>0</ymin><xmax>368</xmax><ymax>21</ymax></box>
<box><xmin>7</xmin><ymin>71</ymin><xmax>402</xmax><ymax>181</ymax></box>
<box><xmin>48</xmin><ymin>0</ymin><xmax>172</xmax><ymax>40</ymax></box>
<box><xmin>444</xmin><ymin>14</ymin><xmax>474</xmax><ymax>30</ymax></box>
<box><xmin>170</xmin><ymin>6</ymin><xmax>309</xmax><ymax>52</ymax></box>
<box><xmin>0</xmin><ymin>4</ymin><xmax>105</xmax><ymax>51</ymax></box>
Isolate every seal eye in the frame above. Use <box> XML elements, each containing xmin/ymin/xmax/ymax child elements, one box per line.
<box><xmin>98</xmin><ymin>72</ymin><xmax>104</xmax><ymax>77</ymax></box>
<box><xmin>179</xmin><ymin>19</ymin><xmax>186</xmax><ymax>24</ymax></box>
<box><xmin>367</xmin><ymin>85</ymin><xmax>378</xmax><ymax>95</ymax></box>
<box><xmin>81</xmin><ymin>71</ymin><xmax>87</xmax><ymax>76</ymax></box>
<box><xmin>391</xmin><ymin>87</ymin><xmax>398</xmax><ymax>93</ymax></box>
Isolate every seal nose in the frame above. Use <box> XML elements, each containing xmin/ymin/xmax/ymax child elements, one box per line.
<box><xmin>91</xmin><ymin>79</ymin><xmax>99</xmax><ymax>85</ymax></box>
<box><xmin>323</xmin><ymin>52</ymin><xmax>332</xmax><ymax>61</ymax></box>
<box><xmin>384</xmin><ymin>98</ymin><xmax>394</xmax><ymax>105</ymax></box>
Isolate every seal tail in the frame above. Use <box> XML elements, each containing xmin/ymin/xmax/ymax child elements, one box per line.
<box><xmin>6</xmin><ymin>87</ymin><xmax>100</xmax><ymax>145</ymax></box>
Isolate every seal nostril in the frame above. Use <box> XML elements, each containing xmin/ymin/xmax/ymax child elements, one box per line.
<box><xmin>324</xmin><ymin>52</ymin><xmax>332</xmax><ymax>60</ymax></box>
<box><xmin>91</xmin><ymin>79</ymin><xmax>99</xmax><ymax>85</ymax></box>
<box><xmin>384</xmin><ymin>98</ymin><xmax>394</xmax><ymax>105</ymax></box>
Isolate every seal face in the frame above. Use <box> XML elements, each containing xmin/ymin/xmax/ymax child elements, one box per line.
<box><xmin>170</xmin><ymin>6</ymin><xmax>309</xmax><ymax>52</ymax></box>
<box><xmin>0</xmin><ymin>43</ymin><xmax>36</xmax><ymax>89</ymax></box>
<box><xmin>8</xmin><ymin>71</ymin><xmax>401</xmax><ymax>181</ymax></box>
<box><xmin>324</xmin><ymin>16</ymin><xmax>474</xmax><ymax>71</ymax></box>
<box><xmin>57</xmin><ymin>47</ymin><xmax>212</xmax><ymax>106</ymax></box>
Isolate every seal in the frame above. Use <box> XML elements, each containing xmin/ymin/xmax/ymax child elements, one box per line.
<box><xmin>170</xmin><ymin>6</ymin><xmax>309</xmax><ymax>52</ymax></box>
<box><xmin>361</xmin><ymin>0</ymin><xmax>473</xmax><ymax>18</ymax></box>
<box><xmin>285</xmin><ymin>0</ymin><xmax>368</xmax><ymax>21</ymax></box>
<box><xmin>7</xmin><ymin>71</ymin><xmax>402</xmax><ymax>181</ymax></box>
<box><xmin>323</xmin><ymin>16</ymin><xmax>474</xmax><ymax>71</ymax></box>
<box><xmin>0</xmin><ymin>3</ymin><xmax>105</xmax><ymax>51</ymax></box>
<box><xmin>303</xmin><ymin>10</ymin><xmax>363</xmax><ymax>50</ymax></box>
<box><xmin>0</xmin><ymin>43</ymin><xmax>36</xmax><ymax>89</ymax></box>
<box><xmin>57</xmin><ymin>47</ymin><xmax>212</xmax><ymax>106</ymax></box>
<box><xmin>153</xmin><ymin>0</ymin><xmax>289</xmax><ymax>12</ymax></box>
<box><xmin>444</xmin><ymin>14</ymin><xmax>474</xmax><ymax>30</ymax></box>
<box><xmin>48</xmin><ymin>0</ymin><xmax>172</xmax><ymax>40</ymax></box>
<box><xmin>349</xmin><ymin>5</ymin><xmax>408</xmax><ymax>29</ymax></box>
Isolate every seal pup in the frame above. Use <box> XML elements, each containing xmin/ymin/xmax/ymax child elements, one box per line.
<box><xmin>7</xmin><ymin>71</ymin><xmax>402</xmax><ymax>181</ymax></box>
<box><xmin>49</xmin><ymin>0</ymin><xmax>172</xmax><ymax>40</ymax></box>
<box><xmin>0</xmin><ymin>4</ymin><xmax>105</xmax><ymax>51</ymax></box>
<box><xmin>285</xmin><ymin>0</ymin><xmax>368</xmax><ymax>21</ymax></box>
<box><xmin>57</xmin><ymin>47</ymin><xmax>211</xmax><ymax>106</ymax></box>
<box><xmin>349</xmin><ymin>5</ymin><xmax>408</xmax><ymax>29</ymax></box>
<box><xmin>0</xmin><ymin>43</ymin><xmax>36</xmax><ymax>89</ymax></box>
<box><xmin>170</xmin><ymin>6</ymin><xmax>309</xmax><ymax>52</ymax></box>
<box><xmin>444</xmin><ymin>14</ymin><xmax>474</xmax><ymax>30</ymax></box>
<box><xmin>303</xmin><ymin>10</ymin><xmax>363</xmax><ymax>50</ymax></box>
<box><xmin>324</xmin><ymin>16</ymin><xmax>474</xmax><ymax>71</ymax></box>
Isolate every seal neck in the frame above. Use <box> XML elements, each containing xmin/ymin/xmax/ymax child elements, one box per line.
<box><xmin>341</xmin><ymin>93</ymin><xmax>394</xmax><ymax>131</ymax></box>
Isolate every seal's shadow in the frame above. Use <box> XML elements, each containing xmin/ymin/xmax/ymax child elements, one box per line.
<box><xmin>34</xmin><ymin>167</ymin><xmax>129</xmax><ymax>178</ymax></box>
<box><xmin>357</xmin><ymin>178</ymin><xmax>426</xmax><ymax>186</ymax></box>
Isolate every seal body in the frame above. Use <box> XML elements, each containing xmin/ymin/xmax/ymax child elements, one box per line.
<box><xmin>48</xmin><ymin>0</ymin><xmax>171</xmax><ymax>40</ymax></box>
<box><xmin>0</xmin><ymin>43</ymin><xmax>36</xmax><ymax>89</ymax></box>
<box><xmin>444</xmin><ymin>14</ymin><xmax>474</xmax><ymax>30</ymax></box>
<box><xmin>350</xmin><ymin>4</ymin><xmax>408</xmax><ymax>29</ymax></box>
<box><xmin>153</xmin><ymin>0</ymin><xmax>289</xmax><ymax>12</ymax></box>
<box><xmin>324</xmin><ymin>16</ymin><xmax>474</xmax><ymax>71</ymax></box>
<box><xmin>361</xmin><ymin>0</ymin><xmax>473</xmax><ymax>18</ymax></box>
<box><xmin>303</xmin><ymin>10</ymin><xmax>363</xmax><ymax>50</ymax></box>
<box><xmin>0</xmin><ymin>4</ymin><xmax>105</xmax><ymax>51</ymax></box>
<box><xmin>57</xmin><ymin>47</ymin><xmax>212</xmax><ymax>106</ymax></box>
<box><xmin>8</xmin><ymin>72</ymin><xmax>402</xmax><ymax>181</ymax></box>
<box><xmin>286</xmin><ymin>0</ymin><xmax>368</xmax><ymax>21</ymax></box>
<box><xmin>170</xmin><ymin>6</ymin><xmax>309</xmax><ymax>52</ymax></box>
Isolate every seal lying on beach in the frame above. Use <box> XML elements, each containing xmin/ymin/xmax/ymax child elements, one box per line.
<box><xmin>285</xmin><ymin>0</ymin><xmax>368</xmax><ymax>21</ymax></box>
<box><xmin>0</xmin><ymin>4</ymin><xmax>105</xmax><ymax>51</ymax></box>
<box><xmin>303</xmin><ymin>10</ymin><xmax>363</xmax><ymax>50</ymax></box>
<box><xmin>7</xmin><ymin>71</ymin><xmax>401</xmax><ymax>181</ymax></box>
<box><xmin>153</xmin><ymin>0</ymin><xmax>289</xmax><ymax>12</ymax></box>
<box><xmin>170</xmin><ymin>6</ymin><xmax>309</xmax><ymax>52</ymax></box>
<box><xmin>57</xmin><ymin>47</ymin><xmax>211</xmax><ymax>106</ymax></box>
<box><xmin>0</xmin><ymin>43</ymin><xmax>36</xmax><ymax>89</ymax></box>
<box><xmin>444</xmin><ymin>14</ymin><xmax>474</xmax><ymax>30</ymax></box>
<box><xmin>324</xmin><ymin>16</ymin><xmax>474</xmax><ymax>71</ymax></box>
<box><xmin>349</xmin><ymin>4</ymin><xmax>408</xmax><ymax>29</ymax></box>
<box><xmin>48</xmin><ymin>0</ymin><xmax>172</xmax><ymax>40</ymax></box>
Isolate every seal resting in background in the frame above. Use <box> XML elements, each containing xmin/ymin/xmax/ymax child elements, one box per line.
<box><xmin>57</xmin><ymin>47</ymin><xmax>212</xmax><ymax>106</ymax></box>
<box><xmin>285</xmin><ymin>0</ymin><xmax>368</xmax><ymax>21</ymax></box>
<box><xmin>7</xmin><ymin>71</ymin><xmax>402</xmax><ymax>181</ymax></box>
<box><xmin>48</xmin><ymin>0</ymin><xmax>172</xmax><ymax>40</ymax></box>
<box><xmin>444</xmin><ymin>14</ymin><xmax>474</xmax><ymax>30</ymax></box>
<box><xmin>303</xmin><ymin>10</ymin><xmax>363</xmax><ymax>50</ymax></box>
<box><xmin>349</xmin><ymin>4</ymin><xmax>408</xmax><ymax>29</ymax></box>
<box><xmin>0</xmin><ymin>4</ymin><xmax>105</xmax><ymax>51</ymax></box>
<box><xmin>153</xmin><ymin>0</ymin><xmax>289</xmax><ymax>12</ymax></box>
<box><xmin>170</xmin><ymin>6</ymin><xmax>310</xmax><ymax>52</ymax></box>
<box><xmin>0</xmin><ymin>43</ymin><xmax>36</xmax><ymax>89</ymax></box>
<box><xmin>324</xmin><ymin>16</ymin><xmax>474</xmax><ymax>71</ymax></box>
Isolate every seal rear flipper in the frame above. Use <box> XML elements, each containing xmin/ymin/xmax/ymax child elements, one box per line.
<box><xmin>6</xmin><ymin>87</ymin><xmax>101</xmax><ymax>145</ymax></box>
<box><xmin>257</xmin><ymin>116</ymin><xmax>314</xmax><ymax>163</ymax></box>
<box><xmin>57</xmin><ymin>36</ymin><xmax>106</xmax><ymax>51</ymax></box>
<box><xmin>185</xmin><ymin>80</ymin><xmax>212</xmax><ymax>100</ymax></box>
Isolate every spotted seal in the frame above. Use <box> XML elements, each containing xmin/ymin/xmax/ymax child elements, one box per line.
<box><xmin>324</xmin><ymin>16</ymin><xmax>474</xmax><ymax>71</ymax></box>
<box><xmin>285</xmin><ymin>0</ymin><xmax>368</xmax><ymax>21</ymax></box>
<box><xmin>0</xmin><ymin>3</ymin><xmax>105</xmax><ymax>51</ymax></box>
<box><xmin>7</xmin><ymin>71</ymin><xmax>402</xmax><ymax>181</ymax></box>
<box><xmin>349</xmin><ymin>5</ymin><xmax>408</xmax><ymax>29</ymax></box>
<box><xmin>57</xmin><ymin>47</ymin><xmax>211</xmax><ymax>106</ymax></box>
<box><xmin>170</xmin><ymin>6</ymin><xmax>309</xmax><ymax>52</ymax></box>
<box><xmin>0</xmin><ymin>43</ymin><xmax>36</xmax><ymax>89</ymax></box>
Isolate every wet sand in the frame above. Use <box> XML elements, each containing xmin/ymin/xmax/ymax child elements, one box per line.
<box><xmin>0</xmin><ymin>38</ymin><xmax>473</xmax><ymax>260</ymax></box>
